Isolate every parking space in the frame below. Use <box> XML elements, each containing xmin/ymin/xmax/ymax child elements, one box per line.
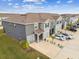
<box><xmin>54</xmin><ymin>47</ymin><xmax>79</xmax><ymax>59</ymax></box>
<box><xmin>54</xmin><ymin>29</ymin><xmax>79</xmax><ymax>59</ymax></box>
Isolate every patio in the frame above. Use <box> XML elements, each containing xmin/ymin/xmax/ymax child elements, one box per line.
<box><xmin>30</xmin><ymin>41</ymin><xmax>62</xmax><ymax>59</ymax></box>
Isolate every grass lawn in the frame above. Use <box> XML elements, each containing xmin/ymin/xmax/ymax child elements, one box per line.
<box><xmin>0</xmin><ymin>29</ymin><xmax>49</xmax><ymax>59</ymax></box>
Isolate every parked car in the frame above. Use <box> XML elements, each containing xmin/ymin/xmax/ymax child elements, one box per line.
<box><xmin>55</xmin><ymin>34</ymin><xmax>66</xmax><ymax>41</ymax></box>
<box><xmin>69</xmin><ymin>27</ymin><xmax>77</xmax><ymax>32</ymax></box>
<box><xmin>77</xmin><ymin>23</ymin><xmax>79</xmax><ymax>28</ymax></box>
<box><xmin>72</xmin><ymin>25</ymin><xmax>77</xmax><ymax>28</ymax></box>
<box><xmin>61</xmin><ymin>33</ymin><xmax>73</xmax><ymax>40</ymax></box>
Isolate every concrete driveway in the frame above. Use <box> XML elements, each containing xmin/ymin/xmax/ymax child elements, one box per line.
<box><xmin>30</xmin><ymin>29</ymin><xmax>79</xmax><ymax>59</ymax></box>
<box><xmin>54</xmin><ymin>29</ymin><xmax>79</xmax><ymax>59</ymax></box>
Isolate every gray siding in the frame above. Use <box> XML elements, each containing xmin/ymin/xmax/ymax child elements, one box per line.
<box><xmin>25</xmin><ymin>24</ymin><xmax>35</xmax><ymax>43</ymax></box>
<box><xmin>39</xmin><ymin>23</ymin><xmax>44</xmax><ymax>30</ymax></box>
<box><xmin>50</xmin><ymin>20</ymin><xmax>56</xmax><ymax>29</ymax></box>
<box><xmin>2</xmin><ymin>21</ymin><xmax>26</xmax><ymax>40</ymax></box>
<box><xmin>25</xmin><ymin>24</ymin><xmax>34</xmax><ymax>36</ymax></box>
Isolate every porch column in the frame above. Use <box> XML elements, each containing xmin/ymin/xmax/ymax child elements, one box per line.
<box><xmin>37</xmin><ymin>34</ymin><xmax>39</xmax><ymax>43</ymax></box>
<box><xmin>50</xmin><ymin>29</ymin><xmax>52</xmax><ymax>35</ymax></box>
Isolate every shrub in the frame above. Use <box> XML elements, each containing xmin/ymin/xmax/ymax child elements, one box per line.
<box><xmin>66</xmin><ymin>26</ymin><xmax>70</xmax><ymax>30</ymax></box>
<box><xmin>20</xmin><ymin>40</ymin><xmax>29</xmax><ymax>49</ymax></box>
<box><xmin>66</xmin><ymin>22</ymin><xmax>74</xmax><ymax>30</ymax></box>
<box><xmin>59</xmin><ymin>45</ymin><xmax>64</xmax><ymax>49</ymax></box>
<box><xmin>68</xmin><ymin>22</ymin><xmax>73</xmax><ymax>27</ymax></box>
<box><xmin>52</xmin><ymin>36</ymin><xmax>55</xmax><ymax>39</ymax></box>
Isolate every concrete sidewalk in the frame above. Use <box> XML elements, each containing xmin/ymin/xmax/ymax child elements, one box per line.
<box><xmin>30</xmin><ymin>41</ymin><xmax>61</xmax><ymax>59</ymax></box>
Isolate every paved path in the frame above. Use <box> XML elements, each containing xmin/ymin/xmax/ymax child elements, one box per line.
<box><xmin>54</xmin><ymin>29</ymin><xmax>79</xmax><ymax>59</ymax></box>
<box><xmin>30</xmin><ymin>29</ymin><xmax>79</xmax><ymax>59</ymax></box>
<box><xmin>30</xmin><ymin>41</ymin><xmax>61</xmax><ymax>58</ymax></box>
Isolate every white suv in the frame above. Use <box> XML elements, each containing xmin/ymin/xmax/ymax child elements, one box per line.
<box><xmin>55</xmin><ymin>34</ymin><xmax>66</xmax><ymax>41</ymax></box>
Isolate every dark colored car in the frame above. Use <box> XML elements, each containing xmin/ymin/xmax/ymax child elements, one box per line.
<box><xmin>72</xmin><ymin>25</ymin><xmax>77</xmax><ymax>28</ymax></box>
<box><xmin>69</xmin><ymin>27</ymin><xmax>77</xmax><ymax>32</ymax></box>
<box><xmin>62</xmin><ymin>33</ymin><xmax>72</xmax><ymax>39</ymax></box>
<box><xmin>77</xmin><ymin>23</ymin><xmax>79</xmax><ymax>28</ymax></box>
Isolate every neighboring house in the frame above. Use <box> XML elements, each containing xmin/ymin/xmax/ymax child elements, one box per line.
<box><xmin>2</xmin><ymin>13</ymin><xmax>63</xmax><ymax>43</ymax></box>
<box><xmin>0</xmin><ymin>17</ymin><xmax>8</xmax><ymax>26</ymax></box>
<box><xmin>61</xmin><ymin>14</ymin><xmax>79</xmax><ymax>29</ymax></box>
<box><xmin>54</xmin><ymin>16</ymin><xmax>63</xmax><ymax>33</ymax></box>
<box><xmin>61</xmin><ymin>14</ymin><xmax>70</xmax><ymax>29</ymax></box>
<box><xmin>69</xmin><ymin>16</ymin><xmax>79</xmax><ymax>24</ymax></box>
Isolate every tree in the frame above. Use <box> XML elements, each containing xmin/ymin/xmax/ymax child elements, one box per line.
<box><xmin>66</xmin><ymin>22</ymin><xmax>73</xmax><ymax>30</ymax></box>
<box><xmin>21</xmin><ymin>40</ymin><xmax>29</xmax><ymax>49</ymax></box>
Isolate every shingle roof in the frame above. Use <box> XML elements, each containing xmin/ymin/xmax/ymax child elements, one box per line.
<box><xmin>2</xmin><ymin>13</ymin><xmax>60</xmax><ymax>25</ymax></box>
<box><xmin>61</xmin><ymin>14</ymin><xmax>79</xmax><ymax>17</ymax></box>
<box><xmin>34</xmin><ymin>29</ymin><xmax>44</xmax><ymax>34</ymax></box>
<box><xmin>39</xmin><ymin>13</ymin><xmax>60</xmax><ymax>21</ymax></box>
<box><xmin>0</xmin><ymin>13</ymin><xmax>21</xmax><ymax>17</ymax></box>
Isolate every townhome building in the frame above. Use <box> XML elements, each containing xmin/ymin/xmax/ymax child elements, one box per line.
<box><xmin>2</xmin><ymin>13</ymin><xmax>63</xmax><ymax>43</ymax></box>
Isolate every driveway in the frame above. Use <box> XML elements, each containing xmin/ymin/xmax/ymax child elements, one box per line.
<box><xmin>54</xmin><ymin>29</ymin><xmax>79</xmax><ymax>59</ymax></box>
<box><xmin>30</xmin><ymin>29</ymin><xmax>79</xmax><ymax>59</ymax></box>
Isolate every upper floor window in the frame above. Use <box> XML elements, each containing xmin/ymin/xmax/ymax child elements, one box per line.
<box><xmin>57</xmin><ymin>21</ymin><xmax>61</xmax><ymax>24</ymax></box>
<box><xmin>60</xmin><ymin>21</ymin><xmax>61</xmax><ymax>23</ymax></box>
<box><xmin>14</xmin><ymin>24</ymin><xmax>16</xmax><ymax>28</ymax></box>
<box><xmin>35</xmin><ymin>26</ymin><xmax>38</xmax><ymax>28</ymax></box>
<box><xmin>57</xmin><ymin>21</ymin><xmax>59</xmax><ymax>24</ymax></box>
<box><xmin>45</xmin><ymin>23</ymin><xmax>49</xmax><ymax>28</ymax></box>
<box><xmin>34</xmin><ymin>24</ymin><xmax>38</xmax><ymax>30</ymax></box>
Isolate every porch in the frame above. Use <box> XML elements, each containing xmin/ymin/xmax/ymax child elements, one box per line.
<box><xmin>34</xmin><ymin>29</ymin><xmax>44</xmax><ymax>43</ymax></box>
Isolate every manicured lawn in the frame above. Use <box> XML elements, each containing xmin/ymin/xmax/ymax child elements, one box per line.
<box><xmin>0</xmin><ymin>29</ymin><xmax>49</xmax><ymax>59</ymax></box>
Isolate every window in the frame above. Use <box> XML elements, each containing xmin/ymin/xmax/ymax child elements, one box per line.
<box><xmin>57</xmin><ymin>21</ymin><xmax>59</xmax><ymax>24</ymax></box>
<box><xmin>60</xmin><ymin>21</ymin><xmax>61</xmax><ymax>23</ymax></box>
<box><xmin>14</xmin><ymin>24</ymin><xmax>16</xmax><ymax>28</ymax></box>
<box><xmin>35</xmin><ymin>26</ymin><xmax>37</xmax><ymax>28</ymax></box>
<box><xmin>34</xmin><ymin>23</ymin><xmax>38</xmax><ymax>29</ymax></box>
<box><xmin>45</xmin><ymin>23</ymin><xmax>49</xmax><ymax>28</ymax></box>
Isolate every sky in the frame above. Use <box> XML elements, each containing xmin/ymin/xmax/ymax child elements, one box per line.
<box><xmin>0</xmin><ymin>0</ymin><xmax>79</xmax><ymax>14</ymax></box>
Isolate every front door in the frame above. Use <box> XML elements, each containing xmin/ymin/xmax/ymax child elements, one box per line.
<box><xmin>52</xmin><ymin>28</ymin><xmax>54</xmax><ymax>34</ymax></box>
<box><xmin>35</xmin><ymin>34</ymin><xmax>37</xmax><ymax>42</ymax></box>
<box><xmin>39</xmin><ymin>34</ymin><xmax>43</xmax><ymax>41</ymax></box>
<box><xmin>50</xmin><ymin>29</ymin><xmax>52</xmax><ymax>35</ymax></box>
<box><xmin>35</xmin><ymin>33</ymin><xmax>43</xmax><ymax>42</ymax></box>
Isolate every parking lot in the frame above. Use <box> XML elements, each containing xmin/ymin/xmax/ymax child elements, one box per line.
<box><xmin>54</xmin><ymin>29</ymin><xmax>79</xmax><ymax>59</ymax></box>
<box><xmin>30</xmin><ymin>29</ymin><xmax>79</xmax><ymax>59</ymax></box>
